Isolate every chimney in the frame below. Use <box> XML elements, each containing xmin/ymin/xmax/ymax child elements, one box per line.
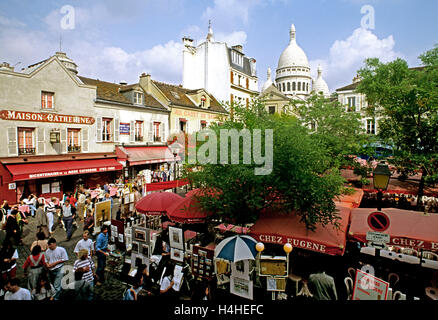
<box><xmin>139</xmin><ymin>73</ymin><xmax>151</xmax><ymax>94</ymax></box>
<box><xmin>352</xmin><ymin>73</ymin><xmax>361</xmax><ymax>83</ymax></box>
<box><xmin>119</xmin><ymin>80</ymin><xmax>128</xmax><ymax>86</ymax></box>
<box><xmin>232</xmin><ymin>45</ymin><xmax>243</xmax><ymax>53</ymax></box>
<box><xmin>0</xmin><ymin>62</ymin><xmax>14</xmax><ymax>72</ymax></box>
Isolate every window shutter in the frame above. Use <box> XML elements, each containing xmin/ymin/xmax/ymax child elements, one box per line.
<box><xmin>60</xmin><ymin>128</ymin><xmax>67</xmax><ymax>154</ymax></box>
<box><xmin>148</xmin><ymin>122</ymin><xmax>153</xmax><ymax>142</ymax></box>
<box><xmin>82</xmin><ymin>128</ymin><xmax>89</xmax><ymax>152</ymax></box>
<box><xmin>130</xmin><ymin>120</ymin><xmax>135</xmax><ymax>143</ymax></box>
<box><xmin>7</xmin><ymin>127</ymin><xmax>18</xmax><ymax>156</ymax></box>
<box><xmin>96</xmin><ymin>116</ymin><xmax>102</xmax><ymax>143</ymax></box>
<box><xmin>114</xmin><ymin>118</ymin><xmax>120</xmax><ymax>142</ymax></box>
<box><xmin>162</xmin><ymin>121</ymin><xmax>167</xmax><ymax>142</ymax></box>
<box><xmin>37</xmin><ymin>128</ymin><xmax>45</xmax><ymax>155</ymax></box>
<box><xmin>186</xmin><ymin>120</ymin><xmax>189</xmax><ymax>134</ymax></box>
<box><xmin>160</xmin><ymin>123</ymin><xmax>165</xmax><ymax>142</ymax></box>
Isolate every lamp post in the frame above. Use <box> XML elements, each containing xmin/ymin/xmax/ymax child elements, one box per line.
<box><xmin>170</xmin><ymin>144</ymin><xmax>180</xmax><ymax>194</ymax></box>
<box><xmin>373</xmin><ymin>161</ymin><xmax>391</xmax><ymax>211</ymax></box>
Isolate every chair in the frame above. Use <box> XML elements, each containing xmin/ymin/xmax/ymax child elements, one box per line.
<box><xmin>422</xmin><ymin>251</ymin><xmax>438</xmax><ymax>261</ymax></box>
<box><xmin>400</xmin><ymin>248</ymin><xmax>418</xmax><ymax>256</ymax></box>
<box><xmin>388</xmin><ymin>273</ymin><xmax>400</xmax><ymax>288</ymax></box>
<box><xmin>344</xmin><ymin>276</ymin><xmax>354</xmax><ymax>300</ymax></box>
<box><xmin>392</xmin><ymin>291</ymin><xmax>405</xmax><ymax>300</ymax></box>
<box><xmin>347</xmin><ymin>267</ymin><xmax>356</xmax><ymax>280</ymax></box>
<box><xmin>288</xmin><ymin>274</ymin><xmax>302</xmax><ymax>296</ymax></box>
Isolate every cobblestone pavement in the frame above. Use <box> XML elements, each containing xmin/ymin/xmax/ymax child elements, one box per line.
<box><xmin>15</xmin><ymin>215</ymin><xmax>127</xmax><ymax>300</ymax></box>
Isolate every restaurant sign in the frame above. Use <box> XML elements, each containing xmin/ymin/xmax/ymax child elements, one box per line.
<box><xmin>27</xmin><ymin>166</ymin><xmax>117</xmax><ymax>180</ymax></box>
<box><xmin>257</xmin><ymin>234</ymin><xmax>328</xmax><ymax>254</ymax></box>
<box><xmin>0</xmin><ymin>110</ymin><xmax>95</xmax><ymax>125</ymax></box>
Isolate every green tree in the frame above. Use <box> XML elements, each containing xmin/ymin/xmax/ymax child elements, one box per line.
<box><xmin>183</xmin><ymin>99</ymin><xmax>345</xmax><ymax>231</ymax></box>
<box><xmin>356</xmin><ymin>46</ymin><xmax>438</xmax><ymax>207</ymax></box>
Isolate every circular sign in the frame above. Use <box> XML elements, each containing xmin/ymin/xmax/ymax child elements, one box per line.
<box><xmin>367</xmin><ymin>211</ymin><xmax>390</xmax><ymax>232</ymax></box>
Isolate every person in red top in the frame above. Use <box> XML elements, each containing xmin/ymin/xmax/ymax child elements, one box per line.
<box><xmin>23</xmin><ymin>245</ymin><xmax>47</xmax><ymax>291</ymax></box>
<box><xmin>68</xmin><ymin>192</ymin><xmax>77</xmax><ymax>207</ymax></box>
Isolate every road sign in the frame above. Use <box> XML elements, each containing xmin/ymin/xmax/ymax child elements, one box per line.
<box><xmin>366</xmin><ymin>231</ymin><xmax>390</xmax><ymax>243</ymax></box>
<box><xmin>352</xmin><ymin>269</ymin><xmax>389</xmax><ymax>300</ymax></box>
<box><xmin>367</xmin><ymin>241</ymin><xmax>388</xmax><ymax>250</ymax></box>
<box><xmin>367</xmin><ymin>211</ymin><xmax>390</xmax><ymax>232</ymax></box>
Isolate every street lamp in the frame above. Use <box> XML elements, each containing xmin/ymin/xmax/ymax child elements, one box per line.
<box><xmin>373</xmin><ymin>161</ymin><xmax>391</xmax><ymax>211</ymax></box>
<box><xmin>170</xmin><ymin>144</ymin><xmax>180</xmax><ymax>194</ymax></box>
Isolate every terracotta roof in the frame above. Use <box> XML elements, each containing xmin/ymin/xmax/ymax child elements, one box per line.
<box><xmin>78</xmin><ymin>76</ymin><xmax>167</xmax><ymax>110</ymax></box>
<box><xmin>152</xmin><ymin>80</ymin><xmax>228</xmax><ymax>114</ymax></box>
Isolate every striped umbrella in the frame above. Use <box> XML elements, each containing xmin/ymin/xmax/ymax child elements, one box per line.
<box><xmin>214</xmin><ymin>235</ymin><xmax>258</xmax><ymax>262</ymax></box>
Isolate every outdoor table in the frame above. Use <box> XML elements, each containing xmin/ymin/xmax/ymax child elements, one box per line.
<box><xmin>425</xmin><ymin>287</ymin><xmax>438</xmax><ymax>300</ymax></box>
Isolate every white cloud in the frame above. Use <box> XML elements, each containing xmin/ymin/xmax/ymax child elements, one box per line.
<box><xmin>310</xmin><ymin>27</ymin><xmax>403</xmax><ymax>92</ymax></box>
<box><xmin>202</xmin><ymin>0</ymin><xmax>263</xmax><ymax>26</ymax></box>
<box><xmin>0</xmin><ymin>15</ymin><xmax>26</xmax><ymax>28</ymax></box>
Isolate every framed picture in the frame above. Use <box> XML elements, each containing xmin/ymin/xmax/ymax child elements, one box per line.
<box><xmin>266</xmin><ymin>277</ymin><xmax>287</xmax><ymax>292</ymax></box>
<box><xmin>124</xmin><ymin>194</ymin><xmax>130</xmax><ymax>204</ymax></box>
<box><xmin>198</xmin><ymin>249</ymin><xmax>207</xmax><ymax>257</ymax></box>
<box><xmin>259</xmin><ymin>256</ymin><xmax>287</xmax><ymax>277</ymax></box>
<box><xmin>132</xmin><ymin>242</ymin><xmax>139</xmax><ymax>254</ymax></box>
<box><xmin>141</xmin><ymin>244</ymin><xmax>150</xmax><ymax>258</ymax></box>
<box><xmin>169</xmin><ymin>227</ymin><xmax>184</xmax><ymax>250</ymax></box>
<box><xmin>94</xmin><ymin>200</ymin><xmax>111</xmax><ymax>227</ymax></box>
<box><xmin>133</xmin><ymin>227</ymin><xmax>150</xmax><ymax>244</ymax></box>
<box><xmin>129</xmin><ymin>193</ymin><xmax>135</xmax><ymax>203</ymax></box>
<box><xmin>129</xmin><ymin>203</ymin><xmax>135</xmax><ymax>212</ymax></box>
<box><xmin>171</xmin><ymin>248</ymin><xmax>184</xmax><ymax>262</ymax></box>
<box><xmin>230</xmin><ymin>276</ymin><xmax>253</xmax><ymax>300</ymax></box>
<box><xmin>205</xmin><ymin>258</ymin><xmax>212</xmax><ymax>266</ymax></box>
<box><xmin>118</xmin><ymin>234</ymin><xmax>124</xmax><ymax>243</ymax></box>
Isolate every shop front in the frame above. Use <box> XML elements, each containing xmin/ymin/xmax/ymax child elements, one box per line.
<box><xmin>0</xmin><ymin>155</ymin><xmax>123</xmax><ymax>203</ymax></box>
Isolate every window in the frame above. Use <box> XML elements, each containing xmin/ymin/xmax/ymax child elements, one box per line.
<box><xmin>347</xmin><ymin>97</ymin><xmax>356</xmax><ymax>112</ymax></box>
<box><xmin>41</xmin><ymin>92</ymin><xmax>54</xmax><ymax>109</ymax></box>
<box><xmin>67</xmin><ymin>129</ymin><xmax>81</xmax><ymax>152</ymax></box>
<box><xmin>367</xmin><ymin>119</ymin><xmax>376</xmax><ymax>135</ymax></box>
<box><xmin>179</xmin><ymin>121</ymin><xmax>186</xmax><ymax>133</ymax></box>
<box><xmin>18</xmin><ymin>128</ymin><xmax>35</xmax><ymax>155</ymax></box>
<box><xmin>292</xmin><ymin>82</ymin><xmax>296</xmax><ymax>91</ymax></box>
<box><xmin>102</xmin><ymin>118</ymin><xmax>112</xmax><ymax>141</ymax></box>
<box><xmin>135</xmin><ymin>121</ymin><xmax>143</xmax><ymax>141</ymax></box>
<box><xmin>153</xmin><ymin>122</ymin><xmax>161</xmax><ymax>141</ymax></box>
<box><xmin>238</xmin><ymin>75</ymin><xmax>241</xmax><ymax>86</ymax></box>
<box><xmin>200</xmin><ymin>121</ymin><xmax>207</xmax><ymax>129</ymax></box>
<box><xmin>268</xmin><ymin>106</ymin><xmax>276</xmax><ymax>114</ymax></box>
<box><xmin>200</xmin><ymin>96</ymin><xmax>206</xmax><ymax>108</ymax></box>
<box><xmin>287</xmin><ymin>82</ymin><xmax>291</xmax><ymax>91</ymax></box>
<box><xmin>282</xmin><ymin>83</ymin><xmax>285</xmax><ymax>91</ymax></box>
<box><xmin>306</xmin><ymin>83</ymin><xmax>309</xmax><ymax>92</ymax></box>
<box><xmin>298</xmin><ymin>82</ymin><xmax>301</xmax><ymax>91</ymax></box>
<box><xmin>134</xmin><ymin>92</ymin><xmax>143</xmax><ymax>105</ymax></box>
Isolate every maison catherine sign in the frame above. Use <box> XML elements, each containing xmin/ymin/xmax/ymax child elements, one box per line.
<box><xmin>0</xmin><ymin>110</ymin><xmax>95</xmax><ymax>125</ymax></box>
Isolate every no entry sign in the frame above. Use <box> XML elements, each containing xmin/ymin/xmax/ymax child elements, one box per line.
<box><xmin>367</xmin><ymin>211</ymin><xmax>390</xmax><ymax>232</ymax></box>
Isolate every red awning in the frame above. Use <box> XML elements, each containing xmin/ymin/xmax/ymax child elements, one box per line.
<box><xmin>6</xmin><ymin>158</ymin><xmax>122</xmax><ymax>181</ymax></box>
<box><xmin>249</xmin><ymin>205</ymin><xmax>352</xmax><ymax>256</ymax></box>
<box><xmin>136</xmin><ymin>192</ymin><xmax>183</xmax><ymax>215</ymax></box>
<box><xmin>166</xmin><ymin>196</ymin><xmax>212</xmax><ymax>224</ymax></box>
<box><xmin>117</xmin><ymin>146</ymin><xmax>178</xmax><ymax>166</ymax></box>
<box><xmin>349</xmin><ymin>208</ymin><xmax>438</xmax><ymax>251</ymax></box>
<box><xmin>335</xmin><ymin>188</ymin><xmax>364</xmax><ymax>208</ymax></box>
<box><xmin>145</xmin><ymin>179</ymin><xmax>189</xmax><ymax>192</ymax></box>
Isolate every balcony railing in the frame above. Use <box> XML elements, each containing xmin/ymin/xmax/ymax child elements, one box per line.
<box><xmin>18</xmin><ymin>147</ymin><xmax>35</xmax><ymax>155</ymax></box>
<box><xmin>154</xmin><ymin>136</ymin><xmax>161</xmax><ymax>142</ymax></box>
<box><xmin>68</xmin><ymin>145</ymin><xmax>81</xmax><ymax>152</ymax></box>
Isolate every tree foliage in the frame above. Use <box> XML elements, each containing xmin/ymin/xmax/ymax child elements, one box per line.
<box><xmin>356</xmin><ymin>45</ymin><xmax>438</xmax><ymax>204</ymax></box>
<box><xmin>183</xmin><ymin>99</ymin><xmax>345</xmax><ymax>231</ymax></box>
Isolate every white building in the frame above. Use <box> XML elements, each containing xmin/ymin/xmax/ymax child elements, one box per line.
<box><xmin>261</xmin><ymin>23</ymin><xmax>330</xmax><ymax>103</ymax></box>
<box><xmin>182</xmin><ymin>24</ymin><xmax>259</xmax><ymax>107</ymax></box>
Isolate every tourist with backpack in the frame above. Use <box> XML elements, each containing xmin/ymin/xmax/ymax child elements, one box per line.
<box><xmin>23</xmin><ymin>244</ymin><xmax>47</xmax><ymax>291</ymax></box>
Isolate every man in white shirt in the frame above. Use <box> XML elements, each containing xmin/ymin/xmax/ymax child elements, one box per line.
<box><xmin>74</xmin><ymin>230</ymin><xmax>94</xmax><ymax>258</ymax></box>
<box><xmin>4</xmin><ymin>278</ymin><xmax>31</xmax><ymax>300</ymax></box>
<box><xmin>45</xmin><ymin>238</ymin><xmax>69</xmax><ymax>300</ymax></box>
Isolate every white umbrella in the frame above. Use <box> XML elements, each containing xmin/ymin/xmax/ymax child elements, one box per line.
<box><xmin>214</xmin><ymin>235</ymin><xmax>258</xmax><ymax>262</ymax></box>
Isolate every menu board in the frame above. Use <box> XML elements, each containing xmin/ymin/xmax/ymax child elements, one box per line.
<box><xmin>192</xmin><ymin>245</ymin><xmax>214</xmax><ymax>280</ymax></box>
<box><xmin>259</xmin><ymin>256</ymin><xmax>287</xmax><ymax>277</ymax></box>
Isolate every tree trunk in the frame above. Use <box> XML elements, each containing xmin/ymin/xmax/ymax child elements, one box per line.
<box><xmin>416</xmin><ymin>168</ymin><xmax>427</xmax><ymax>211</ymax></box>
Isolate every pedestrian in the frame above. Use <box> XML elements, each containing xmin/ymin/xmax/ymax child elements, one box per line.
<box><xmin>61</xmin><ymin>199</ymin><xmax>76</xmax><ymax>241</ymax></box>
<box><xmin>45</xmin><ymin>197</ymin><xmax>57</xmax><ymax>235</ymax></box>
<box><xmin>95</xmin><ymin>225</ymin><xmax>109</xmax><ymax>286</ymax></box>
<box><xmin>133</xmin><ymin>186</ymin><xmax>141</xmax><ymax>214</ymax></box>
<box><xmin>83</xmin><ymin>209</ymin><xmax>94</xmax><ymax>236</ymax></box>
<box><xmin>4</xmin><ymin>278</ymin><xmax>32</xmax><ymax>300</ymax></box>
<box><xmin>32</xmin><ymin>273</ymin><xmax>55</xmax><ymax>301</ymax></box>
<box><xmin>123</xmin><ymin>274</ymin><xmax>143</xmax><ymax>300</ymax></box>
<box><xmin>45</xmin><ymin>237</ymin><xmax>68</xmax><ymax>300</ymax></box>
<box><xmin>30</xmin><ymin>231</ymin><xmax>49</xmax><ymax>252</ymax></box>
<box><xmin>72</xmin><ymin>268</ymin><xmax>93</xmax><ymax>300</ymax></box>
<box><xmin>4</xmin><ymin>209</ymin><xmax>20</xmax><ymax>246</ymax></box>
<box><xmin>68</xmin><ymin>192</ymin><xmax>77</xmax><ymax>207</ymax></box>
<box><xmin>103</xmin><ymin>192</ymin><xmax>114</xmax><ymax>212</ymax></box>
<box><xmin>76</xmin><ymin>188</ymin><xmax>86</xmax><ymax>222</ymax></box>
<box><xmin>23</xmin><ymin>244</ymin><xmax>47</xmax><ymax>291</ymax></box>
<box><xmin>159</xmin><ymin>264</ymin><xmax>175</xmax><ymax>298</ymax></box>
<box><xmin>307</xmin><ymin>266</ymin><xmax>338</xmax><ymax>300</ymax></box>
<box><xmin>0</xmin><ymin>239</ymin><xmax>18</xmax><ymax>281</ymax></box>
<box><xmin>35</xmin><ymin>201</ymin><xmax>49</xmax><ymax>239</ymax></box>
<box><xmin>16</xmin><ymin>205</ymin><xmax>28</xmax><ymax>243</ymax></box>
<box><xmin>74</xmin><ymin>230</ymin><xmax>94</xmax><ymax>258</ymax></box>
<box><xmin>23</xmin><ymin>194</ymin><xmax>37</xmax><ymax>217</ymax></box>
<box><xmin>0</xmin><ymin>201</ymin><xmax>9</xmax><ymax>231</ymax></box>
<box><xmin>73</xmin><ymin>249</ymin><xmax>95</xmax><ymax>298</ymax></box>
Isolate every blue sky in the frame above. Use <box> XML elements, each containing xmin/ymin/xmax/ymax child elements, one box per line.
<box><xmin>1</xmin><ymin>0</ymin><xmax>437</xmax><ymax>92</ymax></box>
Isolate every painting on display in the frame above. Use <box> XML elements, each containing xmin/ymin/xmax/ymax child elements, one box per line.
<box><xmin>191</xmin><ymin>245</ymin><xmax>215</xmax><ymax>280</ymax></box>
<box><xmin>132</xmin><ymin>226</ymin><xmax>150</xmax><ymax>245</ymax></box>
<box><xmin>230</xmin><ymin>276</ymin><xmax>253</xmax><ymax>300</ymax></box>
<box><xmin>94</xmin><ymin>200</ymin><xmax>111</xmax><ymax>228</ymax></box>
<box><xmin>170</xmin><ymin>247</ymin><xmax>184</xmax><ymax>262</ymax></box>
<box><xmin>169</xmin><ymin>226</ymin><xmax>184</xmax><ymax>250</ymax></box>
<box><xmin>231</xmin><ymin>260</ymin><xmax>250</xmax><ymax>280</ymax></box>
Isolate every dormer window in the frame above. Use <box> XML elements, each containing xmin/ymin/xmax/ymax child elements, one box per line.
<box><xmin>231</xmin><ymin>50</ymin><xmax>243</xmax><ymax>67</ymax></box>
<box><xmin>134</xmin><ymin>91</ymin><xmax>143</xmax><ymax>105</ymax></box>
<box><xmin>200</xmin><ymin>96</ymin><xmax>206</xmax><ymax>108</ymax></box>
<box><xmin>171</xmin><ymin>91</ymin><xmax>180</xmax><ymax>100</ymax></box>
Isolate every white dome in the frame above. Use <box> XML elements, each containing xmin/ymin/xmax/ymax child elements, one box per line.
<box><xmin>277</xmin><ymin>24</ymin><xmax>309</xmax><ymax>69</ymax></box>
<box><xmin>262</xmin><ymin>67</ymin><xmax>273</xmax><ymax>92</ymax></box>
<box><xmin>313</xmin><ymin>65</ymin><xmax>330</xmax><ymax>97</ymax></box>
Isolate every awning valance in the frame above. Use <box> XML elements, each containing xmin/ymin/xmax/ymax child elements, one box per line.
<box><xmin>5</xmin><ymin>158</ymin><xmax>122</xmax><ymax>181</ymax></box>
<box><xmin>117</xmin><ymin>146</ymin><xmax>178</xmax><ymax>166</ymax></box>
<box><xmin>249</xmin><ymin>205</ymin><xmax>352</xmax><ymax>256</ymax></box>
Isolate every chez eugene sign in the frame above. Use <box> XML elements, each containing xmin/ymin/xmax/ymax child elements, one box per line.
<box><xmin>0</xmin><ymin>110</ymin><xmax>95</xmax><ymax>125</ymax></box>
<box><xmin>256</xmin><ymin>235</ymin><xmax>331</xmax><ymax>254</ymax></box>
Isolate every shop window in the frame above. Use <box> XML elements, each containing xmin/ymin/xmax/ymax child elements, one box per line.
<box><xmin>41</xmin><ymin>91</ymin><xmax>54</xmax><ymax>109</ymax></box>
<box><xmin>135</xmin><ymin>121</ymin><xmax>143</xmax><ymax>141</ymax></box>
<box><xmin>102</xmin><ymin>118</ymin><xmax>113</xmax><ymax>141</ymax></box>
<box><xmin>18</xmin><ymin>127</ymin><xmax>35</xmax><ymax>155</ymax></box>
<box><xmin>67</xmin><ymin>128</ymin><xmax>81</xmax><ymax>152</ymax></box>
<box><xmin>153</xmin><ymin>122</ymin><xmax>161</xmax><ymax>141</ymax></box>
<box><xmin>134</xmin><ymin>92</ymin><xmax>143</xmax><ymax>105</ymax></box>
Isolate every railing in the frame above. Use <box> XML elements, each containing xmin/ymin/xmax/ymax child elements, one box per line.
<box><xmin>135</xmin><ymin>135</ymin><xmax>143</xmax><ymax>142</ymax></box>
<box><xmin>102</xmin><ymin>134</ymin><xmax>112</xmax><ymax>142</ymax></box>
<box><xmin>68</xmin><ymin>145</ymin><xmax>81</xmax><ymax>152</ymax></box>
<box><xmin>18</xmin><ymin>147</ymin><xmax>35</xmax><ymax>155</ymax></box>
